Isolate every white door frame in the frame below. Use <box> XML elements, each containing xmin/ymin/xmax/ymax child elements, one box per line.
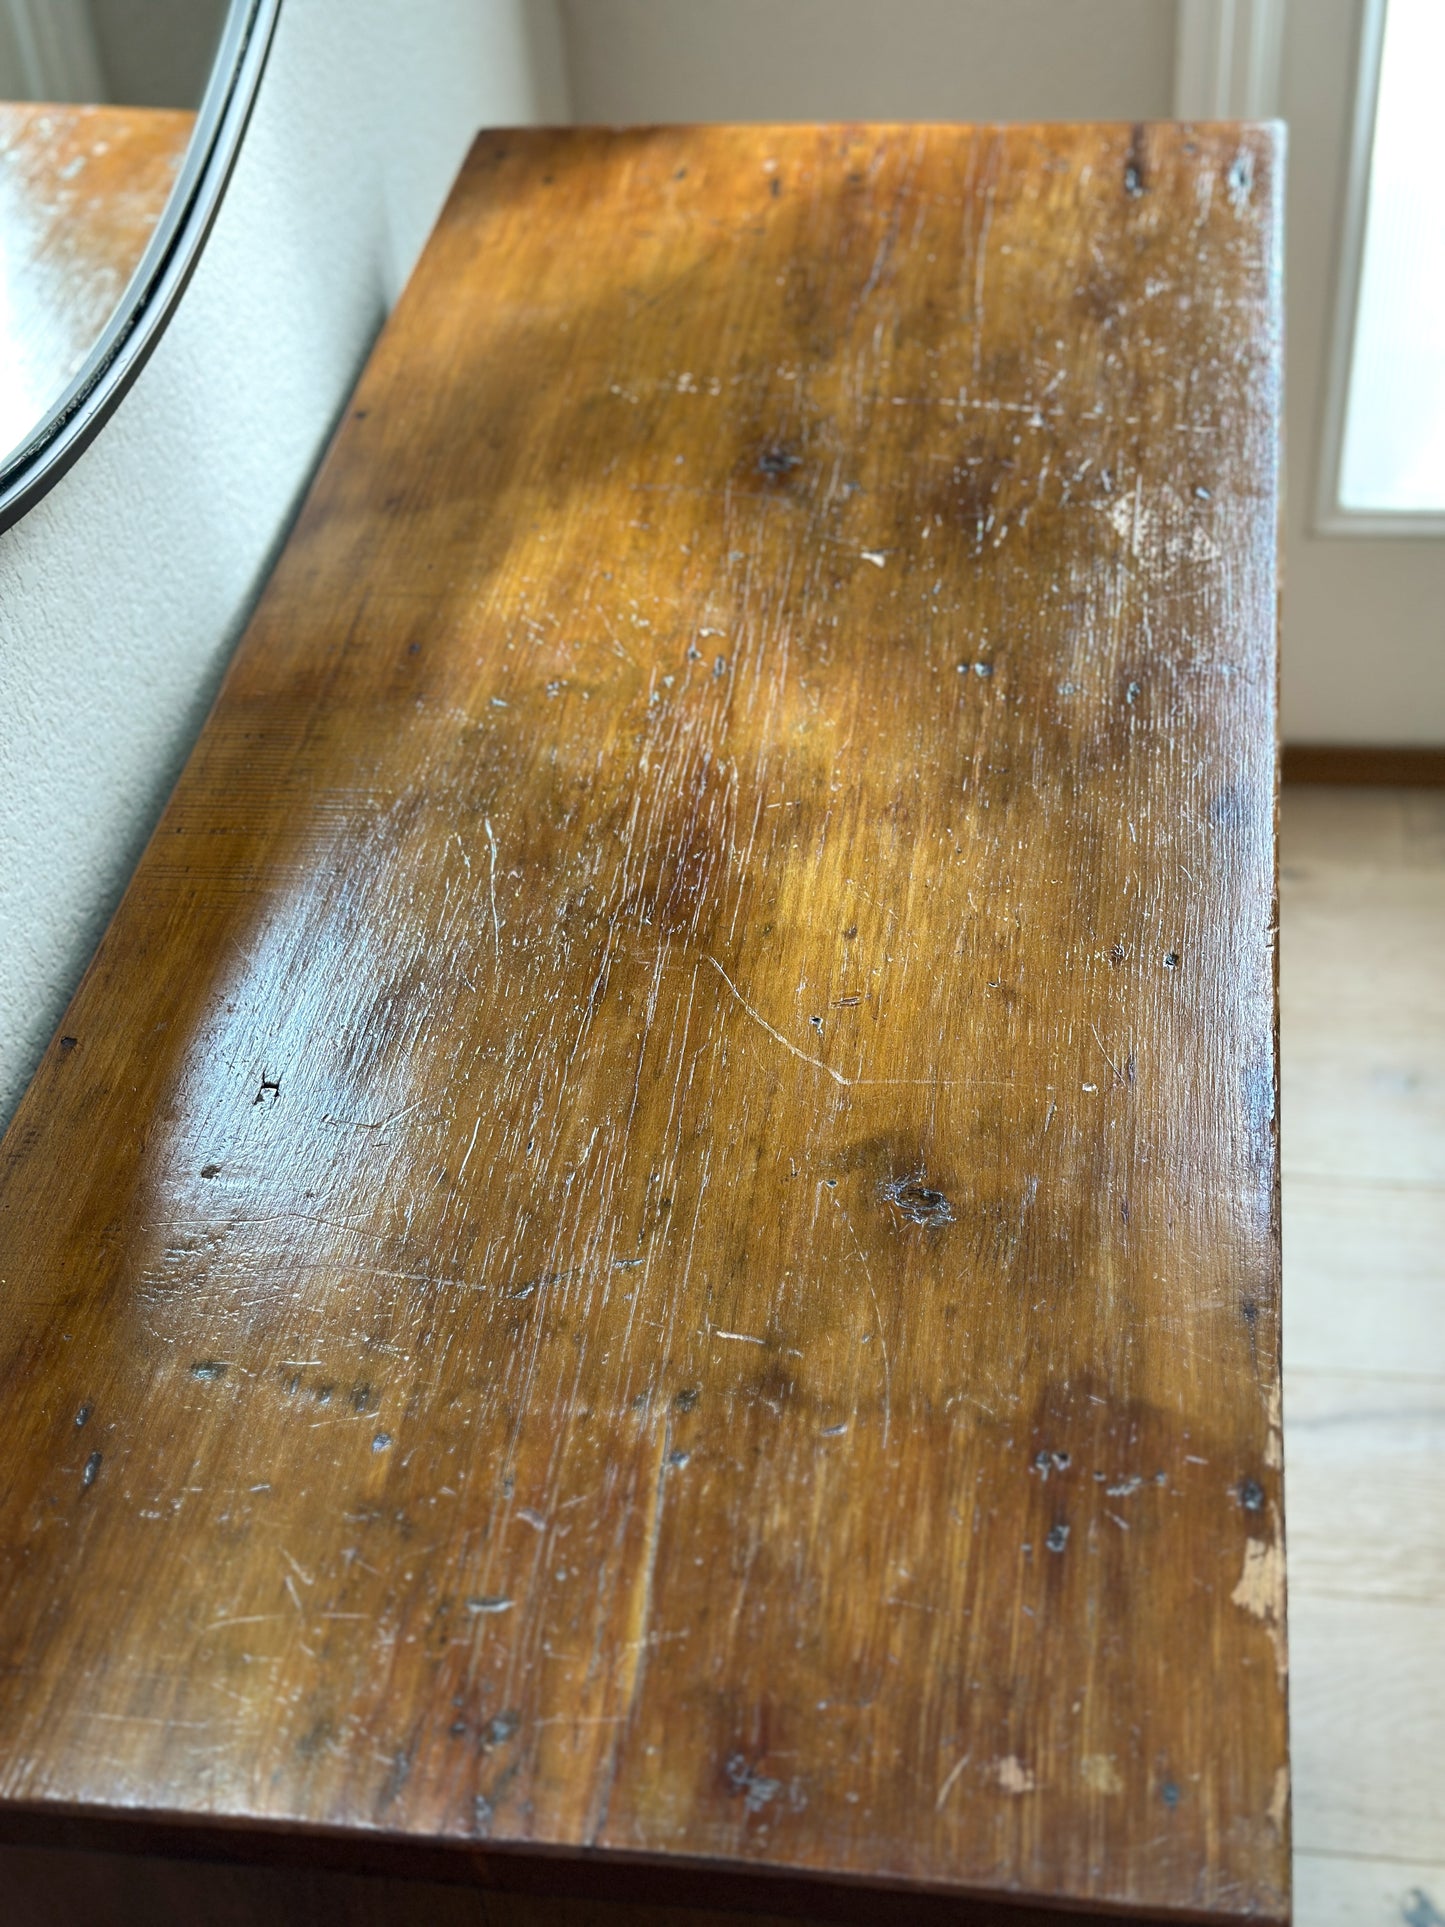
<box><xmin>1310</xmin><ymin>0</ymin><xmax>1445</xmax><ymax>536</ymax></box>
<box><xmin>1174</xmin><ymin>0</ymin><xmax>1287</xmax><ymax>119</ymax></box>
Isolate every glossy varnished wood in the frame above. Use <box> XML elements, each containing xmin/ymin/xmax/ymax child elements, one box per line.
<box><xmin>0</xmin><ymin>103</ymin><xmax>194</xmax><ymax>457</ymax></box>
<box><xmin>0</xmin><ymin>125</ymin><xmax>1285</xmax><ymax>1921</ymax></box>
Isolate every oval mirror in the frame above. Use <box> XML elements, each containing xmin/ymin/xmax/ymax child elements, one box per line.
<box><xmin>0</xmin><ymin>0</ymin><xmax>279</xmax><ymax>532</ymax></box>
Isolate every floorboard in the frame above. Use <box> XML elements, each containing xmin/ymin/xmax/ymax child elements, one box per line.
<box><xmin>1282</xmin><ymin>787</ymin><xmax>1445</xmax><ymax>1923</ymax></box>
<box><xmin>1294</xmin><ymin>1850</ymin><xmax>1445</xmax><ymax>1927</ymax></box>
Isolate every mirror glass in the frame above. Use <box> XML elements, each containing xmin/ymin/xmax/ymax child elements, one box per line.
<box><xmin>0</xmin><ymin>0</ymin><xmax>231</xmax><ymax>467</ymax></box>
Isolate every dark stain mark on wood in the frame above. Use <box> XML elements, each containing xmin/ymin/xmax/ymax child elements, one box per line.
<box><xmin>881</xmin><ymin>1175</ymin><xmax>955</xmax><ymax>1227</ymax></box>
<box><xmin>1125</xmin><ymin>124</ymin><xmax>1148</xmax><ymax>197</ymax></box>
<box><xmin>725</xmin><ymin>1754</ymin><xmax>785</xmax><ymax>1816</ymax></box>
<box><xmin>757</xmin><ymin>446</ymin><xmax>800</xmax><ymax>477</ymax></box>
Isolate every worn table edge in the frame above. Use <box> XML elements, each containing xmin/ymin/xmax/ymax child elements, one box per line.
<box><xmin>0</xmin><ymin>1799</ymin><xmax>1288</xmax><ymax>1927</ymax></box>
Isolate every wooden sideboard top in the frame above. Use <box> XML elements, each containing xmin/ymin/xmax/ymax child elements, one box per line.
<box><xmin>0</xmin><ymin>123</ymin><xmax>1285</xmax><ymax>1923</ymax></box>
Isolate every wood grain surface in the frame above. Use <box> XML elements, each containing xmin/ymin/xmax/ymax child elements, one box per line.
<box><xmin>0</xmin><ymin>103</ymin><xmax>194</xmax><ymax>459</ymax></box>
<box><xmin>0</xmin><ymin>124</ymin><xmax>1285</xmax><ymax>1922</ymax></box>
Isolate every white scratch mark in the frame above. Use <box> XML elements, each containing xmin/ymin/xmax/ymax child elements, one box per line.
<box><xmin>457</xmin><ymin>1113</ymin><xmax>483</xmax><ymax>1185</ymax></box>
<box><xmin>972</xmin><ymin>168</ymin><xmax>996</xmax><ymax>381</ymax></box>
<box><xmin>704</xmin><ymin>955</ymin><xmax>852</xmax><ymax>1086</ymax></box>
<box><xmin>484</xmin><ymin>816</ymin><xmax>501</xmax><ymax>965</ymax></box>
<box><xmin>702</xmin><ymin>955</ymin><xmax>948</xmax><ymax>1089</ymax></box>
<box><xmin>321</xmin><ymin>1100</ymin><xmax>423</xmax><ymax>1133</ymax></box>
<box><xmin>829</xmin><ymin>1192</ymin><xmax>891</xmax><ymax>1451</ymax></box>
<box><xmin>936</xmin><ymin>1751</ymin><xmax>971</xmax><ymax>1810</ymax></box>
<box><xmin>280</xmin><ymin>1548</ymin><xmax>314</xmax><ymax>1588</ymax></box>
<box><xmin>1090</xmin><ymin>1022</ymin><xmax>1128</xmax><ymax>1087</ymax></box>
<box><xmin>87</xmin><ymin>1714</ymin><xmax>213</xmax><ymax>1729</ymax></box>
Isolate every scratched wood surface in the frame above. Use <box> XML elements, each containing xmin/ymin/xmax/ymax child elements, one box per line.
<box><xmin>0</xmin><ymin>125</ymin><xmax>1285</xmax><ymax>1923</ymax></box>
<box><xmin>0</xmin><ymin>103</ymin><xmax>194</xmax><ymax>460</ymax></box>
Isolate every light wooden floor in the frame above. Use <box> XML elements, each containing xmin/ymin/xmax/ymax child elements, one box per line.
<box><xmin>1282</xmin><ymin>788</ymin><xmax>1445</xmax><ymax>1925</ymax></box>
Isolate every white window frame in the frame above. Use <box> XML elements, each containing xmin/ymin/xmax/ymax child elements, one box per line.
<box><xmin>1313</xmin><ymin>0</ymin><xmax>1445</xmax><ymax>536</ymax></box>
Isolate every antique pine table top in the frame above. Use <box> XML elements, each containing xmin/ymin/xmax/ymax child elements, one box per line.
<box><xmin>0</xmin><ymin>124</ymin><xmax>1285</xmax><ymax>1924</ymax></box>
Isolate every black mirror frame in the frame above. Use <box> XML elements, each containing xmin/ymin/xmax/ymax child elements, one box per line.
<box><xmin>0</xmin><ymin>0</ymin><xmax>282</xmax><ymax>534</ymax></box>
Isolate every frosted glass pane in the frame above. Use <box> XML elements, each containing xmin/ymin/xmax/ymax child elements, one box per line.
<box><xmin>1338</xmin><ymin>0</ymin><xmax>1445</xmax><ymax>514</ymax></box>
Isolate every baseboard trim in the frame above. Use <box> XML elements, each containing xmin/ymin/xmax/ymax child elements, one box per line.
<box><xmin>1282</xmin><ymin>744</ymin><xmax>1445</xmax><ymax>787</ymax></box>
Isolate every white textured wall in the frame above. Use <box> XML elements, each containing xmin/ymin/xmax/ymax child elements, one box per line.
<box><xmin>559</xmin><ymin>0</ymin><xmax>1176</xmax><ymax>124</ymax></box>
<box><xmin>0</xmin><ymin>0</ymin><xmax>566</xmax><ymax>1124</ymax></box>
